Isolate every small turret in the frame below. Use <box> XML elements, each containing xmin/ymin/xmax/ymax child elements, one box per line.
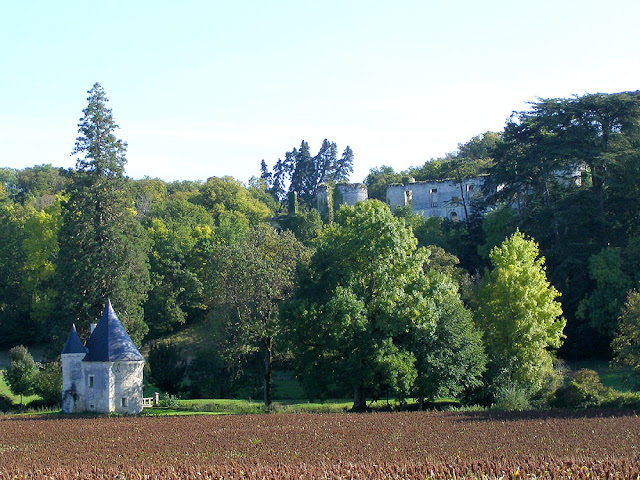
<box><xmin>61</xmin><ymin>324</ymin><xmax>87</xmax><ymax>413</ymax></box>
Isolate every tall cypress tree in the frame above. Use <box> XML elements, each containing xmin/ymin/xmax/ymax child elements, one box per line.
<box><xmin>53</xmin><ymin>83</ymin><xmax>150</xmax><ymax>346</ymax></box>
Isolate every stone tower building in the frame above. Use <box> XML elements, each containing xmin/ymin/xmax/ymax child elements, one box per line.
<box><xmin>61</xmin><ymin>300</ymin><xmax>144</xmax><ymax>414</ymax></box>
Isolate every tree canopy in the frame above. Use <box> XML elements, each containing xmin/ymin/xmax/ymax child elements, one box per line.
<box><xmin>285</xmin><ymin>200</ymin><xmax>479</xmax><ymax>409</ymax></box>
<box><xmin>474</xmin><ymin>231</ymin><xmax>565</xmax><ymax>396</ymax></box>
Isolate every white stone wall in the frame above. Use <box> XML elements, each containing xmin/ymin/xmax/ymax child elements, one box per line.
<box><xmin>83</xmin><ymin>362</ymin><xmax>111</xmax><ymax>413</ymax></box>
<box><xmin>335</xmin><ymin>183</ymin><xmax>368</xmax><ymax>206</ymax></box>
<box><xmin>317</xmin><ymin>183</ymin><xmax>368</xmax><ymax>211</ymax></box>
<box><xmin>62</xmin><ymin>356</ymin><xmax>144</xmax><ymax>414</ymax></box>
<box><xmin>112</xmin><ymin>361</ymin><xmax>144</xmax><ymax>414</ymax></box>
<box><xmin>386</xmin><ymin>178</ymin><xmax>484</xmax><ymax>221</ymax></box>
<box><xmin>61</xmin><ymin>353</ymin><xmax>86</xmax><ymax>413</ymax></box>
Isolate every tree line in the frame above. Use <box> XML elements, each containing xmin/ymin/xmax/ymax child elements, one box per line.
<box><xmin>2</xmin><ymin>84</ymin><xmax>640</xmax><ymax>410</ymax></box>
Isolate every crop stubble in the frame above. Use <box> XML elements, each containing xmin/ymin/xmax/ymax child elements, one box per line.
<box><xmin>0</xmin><ymin>410</ymin><xmax>638</xmax><ymax>479</ymax></box>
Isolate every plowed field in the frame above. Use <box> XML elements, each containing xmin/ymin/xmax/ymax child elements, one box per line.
<box><xmin>0</xmin><ymin>410</ymin><xmax>638</xmax><ymax>479</ymax></box>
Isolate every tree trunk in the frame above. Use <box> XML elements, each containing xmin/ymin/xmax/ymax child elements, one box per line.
<box><xmin>457</xmin><ymin>174</ymin><xmax>469</xmax><ymax>221</ymax></box>
<box><xmin>353</xmin><ymin>385</ymin><xmax>366</xmax><ymax>411</ymax></box>
<box><xmin>263</xmin><ymin>338</ymin><xmax>272</xmax><ymax>408</ymax></box>
<box><xmin>542</xmin><ymin>177</ymin><xmax>559</xmax><ymax>241</ymax></box>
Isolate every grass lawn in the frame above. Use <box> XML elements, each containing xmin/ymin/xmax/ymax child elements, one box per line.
<box><xmin>567</xmin><ymin>360</ymin><xmax>638</xmax><ymax>392</ymax></box>
<box><xmin>0</xmin><ymin>369</ymin><xmax>41</xmax><ymax>407</ymax></box>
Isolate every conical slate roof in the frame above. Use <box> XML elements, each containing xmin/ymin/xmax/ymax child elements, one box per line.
<box><xmin>61</xmin><ymin>324</ymin><xmax>87</xmax><ymax>354</ymax></box>
<box><xmin>83</xmin><ymin>299</ymin><xmax>144</xmax><ymax>362</ymax></box>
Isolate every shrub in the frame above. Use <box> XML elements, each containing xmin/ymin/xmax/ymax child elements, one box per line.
<box><xmin>0</xmin><ymin>394</ymin><xmax>14</xmax><ymax>413</ymax></box>
<box><xmin>494</xmin><ymin>384</ymin><xmax>531</xmax><ymax>411</ymax></box>
<box><xmin>553</xmin><ymin>369</ymin><xmax>617</xmax><ymax>408</ymax></box>
<box><xmin>531</xmin><ymin>358</ymin><xmax>570</xmax><ymax>407</ymax></box>
<box><xmin>34</xmin><ymin>361</ymin><xmax>62</xmax><ymax>407</ymax></box>
<box><xmin>158</xmin><ymin>393</ymin><xmax>179</xmax><ymax>409</ymax></box>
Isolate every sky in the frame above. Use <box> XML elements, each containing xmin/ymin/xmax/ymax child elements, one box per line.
<box><xmin>1</xmin><ymin>0</ymin><xmax>639</xmax><ymax>184</ymax></box>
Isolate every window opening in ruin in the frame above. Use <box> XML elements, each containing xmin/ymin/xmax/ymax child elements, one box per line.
<box><xmin>450</xmin><ymin>212</ymin><xmax>458</xmax><ymax>222</ymax></box>
<box><xmin>89</xmin><ymin>375</ymin><xmax>94</xmax><ymax>388</ymax></box>
<box><xmin>121</xmin><ymin>397</ymin><xmax>127</xmax><ymax>407</ymax></box>
<box><xmin>404</xmin><ymin>190</ymin><xmax>412</xmax><ymax>208</ymax></box>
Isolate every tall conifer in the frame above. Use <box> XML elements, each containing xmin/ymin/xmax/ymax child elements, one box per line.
<box><xmin>53</xmin><ymin>83</ymin><xmax>150</xmax><ymax>345</ymax></box>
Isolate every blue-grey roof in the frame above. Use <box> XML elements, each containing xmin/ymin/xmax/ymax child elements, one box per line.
<box><xmin>83</xmin><ymin>299</ymin><xmax>144</xmax><ymax>362</ymax></box>
<box><xmin>61</xmin><ymin>324</ymin><xmax>87</xmax><ymax>354</ymax></box>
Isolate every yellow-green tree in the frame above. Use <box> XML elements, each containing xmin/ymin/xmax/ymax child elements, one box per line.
<box><xmin>474</xmin><ymin>230</ymin><xmax>565</xmax><ymax>396</ymax></box>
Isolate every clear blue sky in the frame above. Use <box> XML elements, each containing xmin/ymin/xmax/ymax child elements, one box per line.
<box><xmin>1</xmin><ymin>0</ymin><xmax>638</xmax><ymax>184</ymax></box>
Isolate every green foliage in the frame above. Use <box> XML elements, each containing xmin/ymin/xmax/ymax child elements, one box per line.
<box><xmin>16</xmin><ymin>164</ymin><xmax>69</xmax><ymax>206</ymax></box>
<box><xmin>144</xmin><ymin>199</ymin><xmax>214</xmax><ymax>336</ymax></box>
<box><xmin>246</xmin><ymin>176</ymin><xmax>279</xmax><ymax>214</ymax></box>
<box><xmin>263</xmin><ymin>140</ymin><xmax>354</xmax><ymax>205</ymax></box>
<box><xmin>484</xmin><ymin>91</ymin><xmax>640</xmax><ymax>359</ymax></box>
<box><xmin>411</xmin><ymin>269</ymin><xmax>486</xmax><ymax>402</ymax></box>
<box><xmin>286</xmin><ymin>200</ymin><xmax>453</xmax><ymax>409</ymax></box>
<box><xmin>0</xmin><ymin>394</ymin><xmax>13</xmax><ymax>412</ymax></box>
<box><xmin>577</xmin><ymin>247</ymin><xmax>633</xmax><ymax>343</ymax></box>
<box><xmin>193</xmin><ymin>176</ymin><xmax>272</xmax><ymax>225</ymax></box>
<box><xmin>54</xmin><ymin>83</ymin><xmax>151</xmax><ymax>346</ymax></box>
<box><xmin>149</xmin><ymin>341</ymin><xmax>187</xmax><ymax>395</ymax></box>
<box><xmin>493</xmin><ymin>384</ymin><xmax>531</xmax><ymax>411</ymax></box>
<box><xmin>133</xmin><ymin>177</ymin><xmax>167</xmax><ymax>220</ymax></box>
<box><xmin>478</xmin><ymin>205</ymin><xmax>518</xmax><ymax>260</ymax></box>
<box><xmin>0</xmin><ymin>202</ymin><xmax>29</xmax><ymax>346</ymax></box>
<box><xmin>0</xmin><ymin>168</ymin><xmax>21</xmax><ymax>199</ymax></box>
<box><xmin>553</xmin><ymin>369</ymin><xmax>617</xmax><ymax>409</ymax></box>
<box><xmin>158</xmin><ymin>392</ymin><xmax>179</xmax><ymax>408</ymax></box>
<box><xmin>4</xmin><ymin>345</ymin><xmax>38</xmax><ymax>407</ymax></box>
<box><xmin>474</xmin><ymin>231</ymin><xmax>565</xmax><ymax>397</ymax></box>
<box><xmin>277</xmin><ymin>208</ymin><xmax>323</xmax><ymax>245</ymax></box>
<box><xmin>364</xmin><ymin>165</ymin><xmax>404</xmax><ymax>202</ymax></box>
<box><xmin>207</xmin><ymin>224</ymin><xmax>311</xmax><ymax>406</ymax></box>
<box><xmin>33</xmin><ymin>361</ymin><xmax>62</xmax><ymax>407</ymax></box>
<box><xmin>21</xmin><ymin>199</ymin><xmax>62</xmax><ymax>329</ymax></box>
<box><xmin>611</xmin><ymin>290</ymin><xmax>640</xmax><ymax>379</ymax></box>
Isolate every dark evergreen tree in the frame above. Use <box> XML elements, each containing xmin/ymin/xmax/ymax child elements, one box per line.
<box><xmin>53</xmin><ymin>83</ymin><xmax>150</xmax><ymax>346</ymax></box>
<box><xmin>333</xmin><ymin>145</ymin><xmax>354</xmax><ymax>182</ymax></box>
<box><xmin>269</xmin><ymin>158</ymin><xmax>288</xmax><ymax>204</ymax></box>
<box><xmin>262</xmin><ymin>140</ymin><xmax>354</xmax><ymax>207</ymax></box>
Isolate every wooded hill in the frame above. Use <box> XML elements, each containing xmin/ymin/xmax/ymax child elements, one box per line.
<box><xmin>2</xmin><ymin>85</ymin><xmax>640</xmax><ymax>408</ymax></box>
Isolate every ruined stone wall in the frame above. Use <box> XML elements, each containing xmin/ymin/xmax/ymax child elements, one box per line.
<box><xmin>386</xmin><ymin>178</ymin><xmax>485</xmax><ymax>221</ymax></box>
<box><xmin>317</xmin><ymin>183</ymin><xmax>368</xmax><ymax>210</ymax></box>
<box><xmin>335</xmin><ymin>183</ymin><xmax>368</xmax><ymax>206</ymax></box>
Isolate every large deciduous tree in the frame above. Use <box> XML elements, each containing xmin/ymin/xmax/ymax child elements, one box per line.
<box><xmin>54</xmin><ymin>83</ymin><xmax>150</xmax><ymax>345</ymax></box>
<box><xmin>207</xmin><ymin>224</ymin><xmax>310</xmax><ymax>407</ymax></box>
<box><xmin>285</xmin><ymin>200</ymin><xmax>437</xmax><ymax>410</ymax></box>
<box><xmin>411</xmin><ymin>269</ymin><xmax>486</xmax><ymax>405</ymax></box>
<box><xmin>474</xmin><ymin>230</ymin><xmax>565</xmax><ymax>397</ymax></box>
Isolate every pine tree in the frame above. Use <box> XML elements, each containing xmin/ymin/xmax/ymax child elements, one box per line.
<box><xmin>53</xmin><ymin>83</ymin><xmax>150</xmax><ymax>346</ymax></box>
